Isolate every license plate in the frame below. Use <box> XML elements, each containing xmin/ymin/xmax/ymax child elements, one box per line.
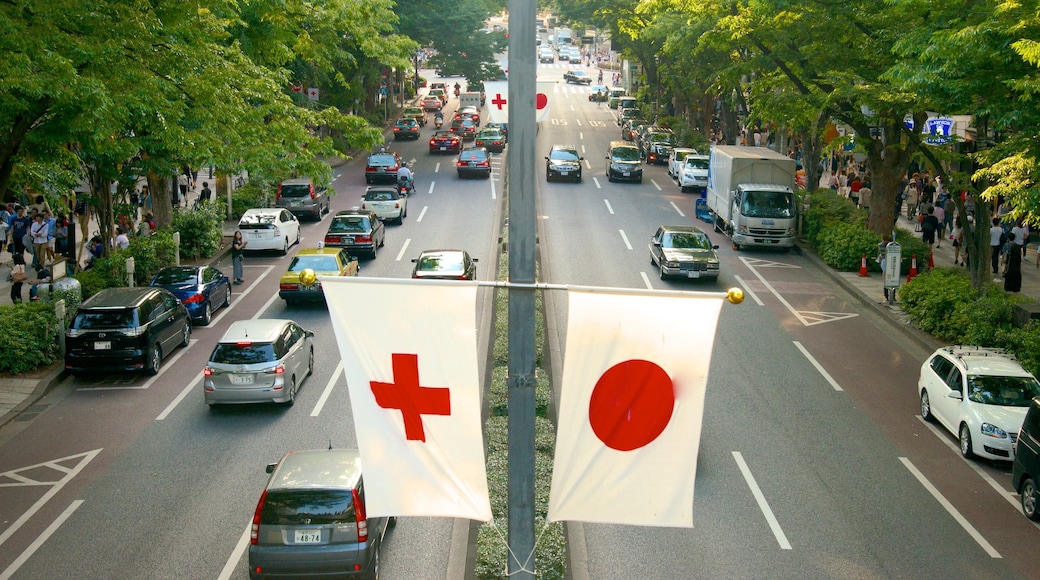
<box><xmin>623</xmin><ymin>172</ymin><xmax>631</xmax><ymax>176</ymax></box>
<box><xmin>344</xmin><ymin>238</ymin><xmax>354</xmax><ymax>244</ymax></box>
<box><xmin>440</xmin><ymin>147</ymin><xmax>447</xmax><ymax>151</ymax></box>
<box><xmin>291</xmin><ymin>201</ymin><xmax>301</xmax><ymax>207</ymax></box>
<box><xmin>94</xmin><ymin>341</ymin><xmax>111</xmax><ymax>350</ymax></box>
<box><xmin>230</xmin><ymin>374</ymin><xmax>254</xmax><ymax>385</ymax></box>
<box><xmin>561</xmin><ymin>171</ymin><xmax>570</xmax><ymax>176</ymax></box>
<box><xmin>470</xmin><ymin>162</ymin><xmax>477</xmax><ymax>167</ymax></box>
<box><xmin>294</xmin><ymin>529</ymin><xmax>322</xmax><ymax>544</ymax></box>
<box><xmin>687</xmin><ymin>271</ymin><xmax>701</xmax><ymax>279</ymax></box>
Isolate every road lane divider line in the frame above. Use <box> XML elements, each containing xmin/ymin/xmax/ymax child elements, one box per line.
<box><xmin>898</xmin><ymin>457</ymin><xmax>1002</xmax><ymax>558</ymax></box>
<box><xmin>217</xmin><ymin>522</ymin><xmax>252</xmax><ymax>580</ymax></box>
<box><xmin>584</xmin><ymin>159</ymin><xmax>592</xmax><ymax>170</ymax></box>
<box><xmin>0</xmin><ymin>499</ymin><xmax>84</xmax><ymax>580</ymax></box>
<box><xmin>792</xmin><ymin>341</ymin><xmax>843</xmax><ymax>391</ymax></box>
<box><xmin>77</xmin><ymin>339</ymin><xmax>199</xmax><ymax>391</ymax></box>
<box><xmin>581</xmin><ymin>144</ymin><xmax>586</xmax><ymax>154</ymax></box>
<box><xmin>396</xmin><ymin>238</ymin><xmax>412</xmax><ymax>262</ymax></box>
<box><xmin>435</xmin><ymin>162</ymin><xmax>441</xmax><ymax>173</ymax></box>
<box><xmin>575</xmin><ymin>118</ymin><xmax>583</xmax><ymax>126</ymax></box>
<box><xmin>732</xmin><ymin>451</ymin><xmax>792</xmax><ymax>550</ymax></box>
<box><xmin>428</xmin><ymin>181</ymin><xmax>435</xmax><ymax>194</ymax></box>
<box><xmin>593</xmin><ymin>177</ymin><xmax>602</xmax><ymax>189</ymax></box>
<box><xmin>733</xmin><ymin>275</ymin><xmax>764</xmax><ymax>306</ymax></box>
<box><xmin>491</xmin><ymin>176</ymin><xmax>497</xmax><ymax>200</ymax></box>
<box><xmin>670</xmin><ymin>201</ymin><xmax>685</xmax><ymax>217</ymax></box>
<box><xmin>579</xmin><ymin>132</ymin><xmax>584</xmax><ymax>140</ymax></box>
<box><xmin>155</xmin><ymin>371</ymin><xmax>204</xmax><ymax>420</ymax></box>
<box><xmin>618</xmin><ymin>230</ymin><xmax>632</xmax><ymax>250</ymax></box>
<box><xmin>651</xmin><ymin>179</ymin><xmax>662</xmax><ymax>191</ymax></box>
<box><xmin>604</xmin><ymin>199</ymin><xmax>615</xmax><ymax>215</ymax></box>
<box><xmin>640</xmin><ymin>272</ymin><xmax>653</xmax><ymax>290</ymax></box>
<box><xmin>417</xmin><ymin>207</ymin><xmax>428</xmax><ymax>222</ymax></box>
<box><xmin>312</xmin><ymin>361</ymin><xmax>344</xmax><ymax>417</ymax></box>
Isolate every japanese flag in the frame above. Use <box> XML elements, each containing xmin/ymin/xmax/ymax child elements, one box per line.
<box><xmin>322</xmin><ymin>277</ymin><xmax>492</xmax><ymax>522</ymax></box>
<box><xmin>482</xmin><ymin>80</ymin><xmax>557</xmax><ymax>124</ymax></box>
<box><xmin>548</xmin><ymin>288</ymin><xmax>724</xmax><ymax>527</ymax></box>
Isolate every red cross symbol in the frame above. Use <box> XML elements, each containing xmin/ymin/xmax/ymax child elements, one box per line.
<box><xmin>370</xmin><ymin>353</ymin><xmax>450</xmax><ymax>442</ymax></box>
<box><xmin>491</xmin><ymin>93</ymin><xmax>507</xmax><ymax>110</ymax></box>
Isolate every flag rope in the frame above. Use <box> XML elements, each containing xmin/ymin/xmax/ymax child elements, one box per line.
<box><xmin>486</xmin><ymin>518</ymin><xmax>557</xmax><ymax>577</ymax></box>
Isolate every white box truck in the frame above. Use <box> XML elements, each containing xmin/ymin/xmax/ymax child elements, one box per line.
<box><xmin>706</xmin><ymin>145</ymin><xmax>798</xmax><ymax>250</ymax></box>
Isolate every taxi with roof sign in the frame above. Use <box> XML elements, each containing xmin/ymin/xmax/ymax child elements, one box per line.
<box><xmin>278</xmin><ymin>244</ymin><xmax>359</xmax><ymax>305</ymax></box>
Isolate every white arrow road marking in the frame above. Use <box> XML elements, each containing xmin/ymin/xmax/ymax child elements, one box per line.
<box><xmin>740</xmin><ymin>257</ymin><xmax>857</xmax><ymax>326</ymax></box>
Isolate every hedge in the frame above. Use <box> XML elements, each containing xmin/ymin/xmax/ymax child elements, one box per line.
<box><xmin>0</xmin><ymin>301</ymin><xmax>60</xmax><ymax>374</ymax></box>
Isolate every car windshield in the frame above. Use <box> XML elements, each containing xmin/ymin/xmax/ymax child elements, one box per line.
<box><xmin>329</xmin><ymin>217</ymin><xmax>369</xmax><ymax>233</ymax></box>
<box><xmin>152</xmin><ymin>269</ymin><xmax>198</xmax><ymax>285</ymax></box>
<box><xmin>72</xmin><ymin>310</ymin><xmax>137</xmax><ymax>330</ymax></box>
<box><xmin>260</xmin><ymin>489</ymin><xmax>355</xmax><ymax>526</ymax></box>
<box><xmin>741</xmin><ymin>190</ymin><xmax>796</xmax><ymax>218</ymax></box>
<box><xmin>967</xmin><ymin>375</ymin><xmax>1040</xmax><ymax>406</ymax></box>
<box><xmin>550</xmin><ymin>149</ymin><xmax>579</xmax><ymax>161</ymax></box>
<box><xmin>240</xmin><ymin>214</ymin><xmax>276</xmax><ymax>226</ymax></box>
<box><xmin>663</xmin><ymin>232</ymin><xmax>712</xmax><ymax>250</ymax></box>
<box><xmin>611</xmin><ymin>147</ymin><xmax>640</xmax><ymax>162</ymax></box>
<box><xmin>419</xmin><ymin>254</ymin><xmax>464</xmax><ymax>271</ymax></box>
<box><xmin>365</xmin><ymin>190</ymin><xmax>396</xmax><ymax>201</ymax></box>
<box><xmin>685</xmin><ymin>158</ymin><xmax>709</xmax><ymax>170</ymax></box>
<box><xmin>211</xmin><ymin>342</ymin><xmax>277</xmax><ymax>364</ymax></box>
<box><xmin>368</xmin><ymin>154</ymin><xmax>396</xmax><ymax>166</ymax></box>
<box><xmin>289</xmin><ymin>255</ymin><xmax>341</xmax><ymax>272</ymax></box>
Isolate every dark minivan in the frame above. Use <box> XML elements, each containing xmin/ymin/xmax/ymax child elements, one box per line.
<box><xmin>1013</xmin><ymin>397</ymin><xmax>1040</xmax><ymax>520</ymax></box>
<box><xmin>65</xmin><ymin>287</ymin><xmax>191</xmax><ymax>375</ymax></box>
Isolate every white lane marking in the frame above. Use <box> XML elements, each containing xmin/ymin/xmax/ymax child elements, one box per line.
<box><xmin>584</xmin><ymin>159</ymin><xmax>592</xmax><ymax>170</ymax></box>
<box><xmin>579</xmin><ymin>132</ymin><xmax>584</xmax><ymax>140</ymax></box>
<box><xmin>651</xmin><ymin>179</ymin><xmax>662</xmax><ymax>191</ymax></box>
<box><xmin>670</xmin><ymin>201</ymin><xmax>685</xmax><ymax>217</ymax></box>
<box><xmin>155</xmin><ymin>371</ymin><xmax>204</xmax><ymax>420</ymax></box>
<box><xmin>334</xmin><ymin>173</ymin><xmax>342</xmax><ymax>180</ymax></box>
<box><xmin>491</xmin><ymin>175</ymin><xmax>497</xmax><ymax>200</ymax></box>
<box><xmin>640</xmin><ymin>272</ymin><xmax>653</xmax><ymax>290</ymax></box>
<box><xmin>741</xmin><ymin>257</ymin><xmax>810</xmax><ymax>325</ymax></box>
<box><xmin>575</xmin><ymin>118</ymin><xmax>583</xmax><ymax>127</ymax></box>
<box><xmin>417</xmin><ymin>206</ymin><xmax>428</xmax><ymax>222</ymax></box>
<box><xmin>255</xmin><ymin>292</ymin><xmax>281</xmax><ymax>318</ymax></box>
<box><xmin>732</xmin><ymin>451</ymin><xmax>792</xmax><ymax>550</ymax></box>
<box><xmin>604</xmin><ymin>199</ymin><xmax>614</xmax><ymax>215</ymax></box>
<box><xmin>792</xmin><ymin>341</ymin><xmax>843</xmax><ymax>392</ymax></box>
<box><xmin>899</xmin><ymin>457</ymin><xmax>1002</xmax><ymax>558</ymax></box>
<box><xmin>581</xmin><ymin>145</ymin><xmax>586</xmax><ymax>154</ymax></box>
<box><xmin>217</xmin><ymin>522</ymin><xmax>252</xmax><ymax>580</ymax></box>
<box><xmin>435</xmin><ymin>162</ymin><xmax>441</xmax><ymax>173</ymax></box>
<box><xmin>211</xmin><ymin>265</ymin><xmax>276</xmax><ymax>327</ymax></box>
<box><xmin>0</xmin><ymin>500</ymin><xmax>84</xmax><ymax>580</ymax></box>
<box><xmin>428</xmin><ymin>181</ymin><xmax>435</xmax><ymax>194</ymax></box>
<box><xmin>396</xmin><ymin>238</ymin><xmax>412</xmax><ymax>262</ymax></box>
<box><xmin>77</xmin><ymin>339</ymin><xmax>199</xmax><ymax>391</ymax></box>
<box><xmin>570</xmin><ymin>105</ymin><xmax>574</xmax><ymax>111</ymax></box>
<box><xmin>618</xmin><ymin>230</ymin><xmax>632</xmax><ymax>250</ymax></box>
<box><xmin>312</xmin><ymin>361</ymin><xmax>344</xmax><ymax>417</ymax></box>
<box><xmin>733</xmin><ymin>275</ymin><xmax>764</xmax><ymax>306</ymax></box>
<box><xmin>593</xmin><ymin>177</ymin><xmax>602</xmax><ymax>189</ymax></box>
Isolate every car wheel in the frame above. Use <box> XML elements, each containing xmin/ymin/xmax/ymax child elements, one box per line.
<box><xmin>959</xmin><ymin>423</ymin><xmax>975</xmax><ymax>459</ymax></box>
<box><xmin>224</xmin><ymin>285</ymin><xmax>232</xmax><ymax>308</ymax></box>
<box><xmin>307</xmin><ymin>348</ymin><xmax>314</xmax><ymax>377</ymax></box>
<box><xmin>659</xmin><ymin>261</ymin><xmax>666</xmax><ymax>280</ymax></box>
<box><xmin>146</xmin><ymin>343</ymin><xmax>161</xmax><ymax>376</ymax></box>
<box><xmin>295</xmin><ymin>229</ymin><xmax>301</xmax><ymax>245</ymax></box>
<box><xmin>607</xmin><ymin>175</ymin><xmax>615</xmax><ymax>183</ymax></box>
<box><xmin>1022</xmin><ymin>478</ymin><xmax>1040</xmax><ymax>521</ymax></box>
<box><xmin>200</xmin><ymin>301</ymin><xmax>212</xmax><ymax>326</ymax></box>
<box><xmin>920</xmin><ymin>390</ymin><xmax>934</xmax><ymax>422</ymax></box>
<box><xmin>180</xmin><ymin>323</ymin><xmax>191</xmax><ymax>347</ymax></box>
<box><xmin>371</xmin><ymin>244</ymin><xmax>377</xmax><ymax>259</ymax></box>
<box><xmin>281</xmin><ymin>237</ymin><xmax>289</xmax><ymax>256</ymax></box>
<box><xmin>284</xmin><ymin>375</ymin><xmax>297</xmax><ymax>407</ymax></box>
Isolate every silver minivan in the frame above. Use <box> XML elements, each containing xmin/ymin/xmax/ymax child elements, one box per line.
<box><xmin>275</xmin><ymin>177</ymin><xmax>331</xmax><ymax>221</ymax></box>
<box><xmin>203</xmin><ymin>319</ymin><xmax>313</xmax><ymax>407</ymax></box>
<box><xmin>248</xmin><ymin>449</ymin><xmax>394</xmax><ymax>579</ymax></box>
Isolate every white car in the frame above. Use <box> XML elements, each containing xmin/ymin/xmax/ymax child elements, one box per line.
<box><xmin>678</xmin><ymin>155</ymin><xmax>710</xmax><ymax>194</ymax></box>
<box><xmin>668</xmin><ymin>147</ymin><xmax>699</xmax><ymax>179</ymax></box>
<box><xmin>539</xmin><ymin>48</ymin><xmax>555</xmax><ymax>63</ymax></box>
<box><xmin>918</xmin><ymin>346</ymin><xmax>1040</xmax><ymax>461</ymax></box>
<box><xmin>360</xmin><ymin>186</ymin><xmax>408</xmax><ymax>224</ymax></box>
<box><xmin>238</xmin><ymin>208</ymin><xmax>301</xmax><ymax>255</ymax></box>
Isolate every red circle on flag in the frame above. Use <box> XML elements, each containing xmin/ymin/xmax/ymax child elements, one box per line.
<box><xmin>536</xmin><ymin>93</ymin><xmax>548</xmax><ymax>110</ymax></box>
<box><xmin>588</xmin><ymin>359</ymin><xmax>675</xmax><ymax>451</ymax></box>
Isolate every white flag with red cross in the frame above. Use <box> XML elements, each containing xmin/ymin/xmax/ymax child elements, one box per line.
<box><xmin>322</xmin><ymin>276</ymin><xmax>492</xmax><ymax>522</ymax></box>
<box><xmin>547</xmin><ymin>288</ymin><xmax>724</xmax><ymax>527</ymax></box>
<box><xmin>482</xmin><ymin>81</ymin><xmax>556</xmax><ymax>124</ymax></box>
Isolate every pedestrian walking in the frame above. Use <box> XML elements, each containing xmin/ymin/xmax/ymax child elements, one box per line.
<box><xmin>1012</xmin><ymin>219</ymin><xmax>1029</xmax><ymax>257</ymax></box>
<box><xmin>921</xmin><ymin>206</ymin><xmax>940</xmax><ymax>250</ymax></box>
<box><xmin>952</xmin><ymin>218</ymin><xmax>965</xmax><ymax>266</ymax></box>
<box><xmin>177</xmin><ymin>173</ymin><xmax>189</xmax><ymax>206</ymax></box>
<box><xmin>9</xmin><ymin>205</ymin><xmax>30</xmax><ymax>258</ymax></box>
<box><xmin>990</xmin><ymin>217</ymin><xmax>1005</xmax><ymax>275</ymax></box>
<box><xmin>9</xmin><ymin>253</ymin><xmax>26</xmax><ymax>303</ymax></box>
<box><xmin>932</xmin><ymin>203</ymin><xmax>945</xmax><ymax>247</ymax></box>
<box><xmin>232</xmin><ymin>230</ymin><xmax>247</xmax><ymax>285</ymax></box>
<box><xmin>29</xmin><ymin>213</ymin><xmax>48</xmax><ymax>269</ymax></box>
<box><xmin>1004</xmin><ymin>232</ymin><xmax>1023</xmax><ymax>292</ymax></box>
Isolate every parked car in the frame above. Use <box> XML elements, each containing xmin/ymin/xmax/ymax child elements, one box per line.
<box><xmin>563</xmin><ymin>69</ymin><xmax>593</xmax><ymax>85</ymax></box>
<box><xmin>475</xmin><ymin>128</ymin><xmax>506</xmax><ymax>153</ymax></box>
<box><xmin>248</xmin><ymin>448</ymin><xmax>394</xmax><ymax>578</ymax></box>
<box><xmin>649</xmin><ymin>225</ymin><xmax>721</xmax><ymax>280</ymax></box>
<box><xmin>1012</xmin><ymin>397</ymin><xmax>1040</xmax><ymax>520</ymax></box>
<box><xmin>365</xmin><ymin>150</ymin><xmax>402</xmax><ymax>184</ymax></box>
<box><xmin>65</xmin><ymin>287</ymin><xmax>191</xmax><ymax>376</ymax></box>
<box><xmin>411</xmin><ymin>249</ymin><xmax>478</xmax><ymax>280</ymax></box>
<box><xmin>618</xmin><ymin>107</ymin><xmax>642</xmax><ymax>129</ymax></box>
<box><xmin>642</xmin><ymin>129</ymin><xmax>676</xmax><ymax>165</ymax></box>
<box><xmin>616</xmin><ymin>95</ymin><xmax>637</xmax><ymax>113</ymax></box>
<box><xmin>204</xmin><ymin>319</ymin><xmax>313</xmax><ymax>406</ymax></box>
<box><xmin>588</xmin><ymin>84</ymin><xmax>609</xmax><ymax>102</ymax></box>
<box><xmin>279</xmin><ymin>246</ymin><xmax>359</xmax><ymax>304</ymax></box>
<box><xmin>429</xmin><ymin>130</ymin><xmax>462</xmax><ymax>154</ymax></box>
<box><xmin>678</xmin><ymin>155</ymin><xmax>710</xmax><ymax>194</ymax></box>
<box><xmin>149</xmin><ymin>265</ymin><xmax>231</xmax><ymax>326</ymax></box>
<box><xmin>421</xmin><ymin>96</ymin><xmax>443</xmax><ymax>112</ymax></box>
<box><xmin>456</xmin><ymin>147</ymin><xmax>492</xmax><ymax>179</ymax></box>
<box><xmin>393</xmin><ymin>118</ymin><xmax>420</xmax><ymax>141</ymax></box>
<box><xmin>919</xmin><ymin>346</ymin><xmax>1040</xmax><ymax>460</ymax></box>
<box><xmin>238</xmin><ymin>208</ymin><xmax>301</xmax><ymax>255</ymax></box>
<box><xmin>324</xmin><ymin>209</ymin><xmax>385</xmax><ymax>259</ymax></box>
<box><xmin>402</xmin><ymin>105</ymin><xmax>426</xmax><ymax>127</ymax></box>
<box><xmin>275</xmin><ymin>177</ymin><xmax>330</xmax><ymax>221</ymax></box>
<box><xmin>668</xmin><ymin>147</ymin><xmax>699</xmax><ymax>179</ymax></box>
<box><xmin>361</xmin><ymin>186</ymin><xmax>407</xmax><ymax>223</ymax></box>
<box><xmin>607</xmin><ymin>88</ymin><xmax>627</xmax><ymax>109</ymax></box>
<box><xmin>605</xmin><ymin>141</ymin><xmax>643</xmax><ymax>183</ymax></box>
<box><xmin>545</xmin><ymin>144</ymin><xmax>583</xmax><ymax>182</ymax></box>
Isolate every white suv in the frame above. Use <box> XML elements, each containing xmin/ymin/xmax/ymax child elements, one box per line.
<box><xmin>678</xmin><ymin>155</ymin><xmax>710</xmax><ymax>194</ymax></box>
<box><xmin>918</xmin><ymin>346</ymin><xmax>1040</xmax><ymax>461</ymax></box>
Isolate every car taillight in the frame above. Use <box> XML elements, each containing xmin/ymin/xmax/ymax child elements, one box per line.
<box><xmin>430</xmin><ymin>139</ymin><xmax>436</xmax><ymax>145</ymax></box>
<box><xmin>309</xmin><ymin>184</ymin><xmax>315</xmax><ymax>199</ymax></box>
<box><xmin>280</xmin><ymin>283</ymin><xmax>300</xmax><ymax>291</ymax></box>
<box><xmin>182</xmin><ymin>293</ymin><xmax>205</xmax><ymax>304</ymax></box>
<box><xmin>265</xmin><ymin>365</ymin><xmax>285</xmax><ymax>375</ymax></box>
<box><xmin>393</xmin><ymin>127</ymin><xmax>401</xmax><ymax>132</ymax></box>
<box><xmin>353</xmin><ymin>489</ymin><xmax>368</xmax><ymax>542</ymax></box>
<box><xmin>457</xmin><ymin>161</ymin><xmax>466</xmax><ymax>167</ymax></box>
<box><xmin>480</xmin><ymin>160</ymin><xmax>489</xmax><ymax>167</ymax></box>
<box><xmin>452</xmin><ymin>138</ymin><xmax>459</xmax><ymax>145</ymax></box>
<box><xmin>204</xmin><ymin>367</ymin><xmax>213</xmax><ymax>377</ymax></box>
<box><xmin>394</xmin><ymin>202</ymin><xmax>400</xmax><ymax>209</ymax></box>
<box><xmin>355</xmin><ymin>236</ymin><xmax>372</xmax><ymax>244</ymax></box>
<box><xmin>275</xmin><ymin>184</ymin><xmax>282</xmax><ymax>201</ymax></box>
<box><xmin>251</xmin><ymin>489</ymin><xmax>267</xmax><ymax>545</ymax></box>
<box><xmin>325</xmin><ymin>236</ymin><xmax>340</xmax><ymax>244</ymax></box>
<box><xmin>361</xmin><ymin>202</ymin><xmax>367</xmax><ymax>209</ymax></box>
<box><xmin>365</xmin><ymin>166</ymin><xmax>376</xmax><ymax>173</ymax></box>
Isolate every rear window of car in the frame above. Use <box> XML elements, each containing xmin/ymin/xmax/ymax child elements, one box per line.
<box><xmin>280</xmin><ymin>184</ymin><xmax>311</xmax><ymax>198</ymax></box>
<box><xmin>460</xmin><ymin>151</ymin><xmax>487</xmax><ymax>161</ymax></box>
<box><xmin>368</xmin><ymin>154</ymin><xmax>397</xmax><ymax>166</ymax></box>
<box><xmin>211</xmin><ymin>342</ymin><xmax>278</xmax><ymax>364</ymax></box>
<box><xmin>239</xmin><ymin>214</ymin><xmax>277</xmax><ymax>229</ymax></box>
<box><xmin>152</xmin><ymin>269</ymin><xmax>197</xmax><ymax>285</ymax></box>
<box><xmin>419</xmin><ymin>254</ymin><xmax>464</xmax><ymax>271</ymax></box>
<box><xmin>364</xmin><ymin>190</ymin><xmax>396</xmax><ymax>201</ymax></box>
<box><xmin>329</xmin><ymin>216</ymin><xmax>369</xmax><ymax>233</ymax></box>
<box><xmin>288</xmin><ymin>256</ymin><xmax>340</xmax><ymax>272</ymax></box>
<box><xmin>72</xmin><ymin>310</ymin><xmax>137</xmax><ymax>330</ymax></box>
<box><xmin>260</xmin><ymin>489</ymin><xmax>355</xmax><ymax>525</ymax></box>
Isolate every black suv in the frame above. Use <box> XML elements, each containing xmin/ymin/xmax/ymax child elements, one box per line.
<box><xmin>65</xmin><ymin>287</ymin><xmax>191</xmax><ymax>375</ymax></box>
<box><xmin>323</xmin><ymin>209</ymin><xmax>386</xmax><ymax>259</ymax></box>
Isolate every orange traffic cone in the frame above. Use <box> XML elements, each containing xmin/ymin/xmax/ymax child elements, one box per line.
<box><xmin>907</xmin><ymin>255</ymin><xmax>919</xmax><ymax>282</ymax></box>
<box><xmin>858</xmin><ymin>254</ymin><xmax>869</xmax><ymax>277</ymax></box>
<box><xmin>928</xmin><ymin>250</ymin><xmax>935</xmax><ymax>270</ymax></box>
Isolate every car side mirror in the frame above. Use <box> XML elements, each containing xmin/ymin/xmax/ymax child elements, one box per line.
<box><xmin>306</xmin><ymin>330</ymin><xmax>315</xmax><ymax>338</ymax></box>
<box><xmin>947</xmin><ymin>391</ymin><xmax>963</xmax><ymax>400</ymax></box>
<box><xmin>472</xmin><ymin>258</ymin><xmax>479</xmax><ymax>263</ymax></box>
<box><xmin>579</xmin><ymin>157</ymin><xmax>585</xmax><ymax>161</ymax></box>
<box><xmin>544</xmin><ymin>156</ymin><xmax>549</xmax><ymax>160</ymax></box>
<box><xmin>712</xmin><ymin>245</ymin><xmax>720</xmax><ymax>250</ymax></box>
<box><xmin>266</xmin><ymin>462</ymin><xmax>278</xmax><ymax>474</ymax></box>
<box><xmin>605</xmin><ymin>156</ymin><xmax>610</xmax><ymax>160</ymax></box>
<box><xmin>411</xmin><ymin>259</ymin><xmax>418</xmax><ymax>263</ymax></box>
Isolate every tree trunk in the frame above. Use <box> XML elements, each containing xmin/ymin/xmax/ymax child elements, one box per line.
<box><xmin>147</xmin><ymin>170</ymin><xmax>174</xmax><ymax>230</ymax></box>
<box><xmin>87</xmin><ymin>167</ymin><xmax>115</xmax><ymax>257</ymax></box>
<box><xmin>864</xmin><ymin>123</ymin><xmax>912</xmax><ymax>237</ymax></box>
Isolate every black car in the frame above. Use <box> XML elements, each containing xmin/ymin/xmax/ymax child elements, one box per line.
<box><xmin>545</xmin><ymin>144</ymin><xmax>583</xmax><ymax>182</ymax></box>
<box><xmin>429</xmin><ymin>130</ymin><xmax>462</xmax><ymax>154</ymax></box>
<box><xmin>324</xmin><ymin>209</ymin><xmax>386</xmax><ymax>259</ymax></box>
<box><xmin>149</xmin><ymin>265</ymin><xmax>232</xmax><ymax>326</ymax></box>
<box><xmin>642</xmin><ymin>129</ymin><xmax>677</xmax><ymax>165</ymax></box>
<box><xmin>605</xmin><ymin>141</ymin><xmax>643</xmax><ymax>183</ymax></box>
<box><xmin>456</xmin><ymin>147</ymin><xmax>492</xmax><ymax>179</ymax></box>
<box><xmin>450</xmin><ymin>118</ymin><xmax>477</xmax><ymax>141</ymax></box>
<box><xmin>1014</xmin><ymin>397</ymin><xmax>1040</xmax><ymax>521</ymax></box>
<box><xmin>563</xmin><ymin>69</ymin><xmax>593</xmax><ymax>85</ymax></box>
<box><xmin>65</xmin><ymin>287</ymin><xmax>191</xmax><ymax>376</ymax></box>
<box><xmin>365</xmin><ymin>150</ymin><xmax>401</xmax><ymax>185</ymax></box>
<box><xmin>411</xmin><ymin>249</ymin><xmax>478</xmax><ymax>280</ymax></box>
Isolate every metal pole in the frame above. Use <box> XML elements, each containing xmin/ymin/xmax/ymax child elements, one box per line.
<box><xmin>506</xmin><ymin>0</ymin><xmax>536</xmax><ymax>577</ymax></box>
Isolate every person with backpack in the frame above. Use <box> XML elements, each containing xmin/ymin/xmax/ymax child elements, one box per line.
<box><xmin>920</xmin><ymin>206</ymin><xmax>940</xmax><ymax>250</ymax></box>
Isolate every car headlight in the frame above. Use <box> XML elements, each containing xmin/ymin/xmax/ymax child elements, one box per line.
<box><xmin>707</xmin><ymin>261</ymin><xmax>719</xmax><ymax>269</ymax></box>
<box><xmin>665</xmin><ymin>261</ymin><xmax>679</xmax><ymax>268</ymax></box>
<box><xmin>980</xmin><ymin>423</ymin><xmax>1009</xmax><ymax>439</ymax></box>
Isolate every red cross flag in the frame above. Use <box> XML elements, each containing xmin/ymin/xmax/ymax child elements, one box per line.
<box><xmin>322</xmin><ymin>277</ymin><xmax>491</xmax><ymax>522</ymax></box>
<box><xmin>547</xmin><ymin>288</ymin><xmax>724</xmax><ymax>527</ymax></box>
<box><xmin>482</xmin><ymin>81</ymin><xmax>556</xmax><ymax>124</ymax></box>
